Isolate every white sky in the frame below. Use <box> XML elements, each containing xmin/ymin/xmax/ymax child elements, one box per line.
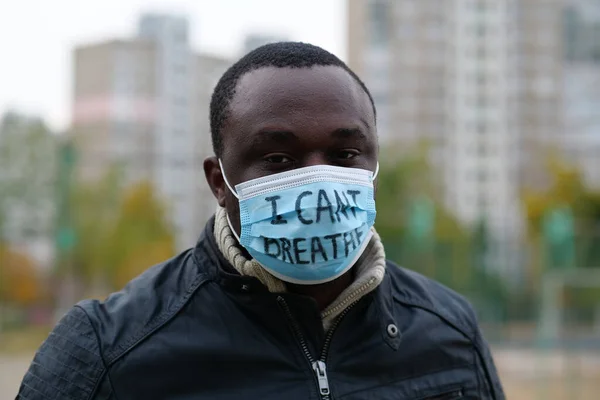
<box><xmin>0</xmin><ymin>0</ymin><xmax>346</xmax><ymax>131</ymax></box>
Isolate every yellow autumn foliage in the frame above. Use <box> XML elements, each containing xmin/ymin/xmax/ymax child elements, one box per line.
<box><xmin>0</xmin><ymin>245</ymin><xmax>42</xmax><ymax>305</ymax></box>
<box><xmin>68</xmin><ymin>171</ymin><xmax>176</xmax><ymax>293</ymax></box>
<box><xmin>105</xmin><ymin>181</ymin><xmax>176</xmax><ymax>290</ymax></box>
<box><xmin>113</xmin><ymin>241</ymin><xmax>174</xmax><ymax>289</ymax></box>
<box><xmin>522</xmin><ymin>152</ymin><xmax>590</xmax><ymax>237</ymax></box>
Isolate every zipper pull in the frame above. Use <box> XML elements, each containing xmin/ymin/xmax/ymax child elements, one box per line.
<box><xmin>312</xmin><ymin>360</ymin><xmax>330</xmax><ymax>398</ymax></box>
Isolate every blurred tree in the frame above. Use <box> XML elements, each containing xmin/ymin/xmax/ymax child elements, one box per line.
<box><xmin>523</xmin><ymin>152</ymin><xmax>600</xmax><ymax>267</ymax></box>
<box><xmin>522</xmin><ymin>151</ymin><xmax>600</xmax><ymax>315</ymax></box>
<box><xmin>523</xmin><ymin>152</ymin><xmax>588</xmax><ymax>238</ymax></box>
<box><xmin>67</xmin><ymin>174</ymin><xmax>175</xmax><ymax>293</ymax></box>
<box><xmin>0</xmin><ymin>244</ymin><xmax>42</xmax><ymax>306</ymax></box>
<box><xmin>113</xmin><ymin>241</ymin><xmax>174</xmax><ymax>290</ymax></box>
<box><xmin>104</xmin><ymin>181</ymin><xmax>175</xmax><ymax>289</ymax></box>
<box><xmin>0</xmin><ymin>112</ymin><xmax>58</xmax><ymax>243</ymax></box>
<box><xmin>68</xmin><ymin>166</ymin><xmax>122</xmax><ymax>287</ymax></box>
<box><xmin>374</xmin><ymin>142</ymin><xmax>511</xmax><ymax>323</ymax></box>
<box><xmin>375</xmin><ymin>142</ymin><xmax>430</xmax><ymax>259</ymax></box>
<box><xmin>472</xmin><ymin>218</ymin><xmax>490</xmax><ymax>271</ymax></box>
<box><xmin>375</xmin><ymin>142</ymin><xmax>471</xmax><ymax>284</ymax></box>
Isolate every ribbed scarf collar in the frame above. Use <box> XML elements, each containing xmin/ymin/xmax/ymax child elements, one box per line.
<box><xmin>213</xmin><ymin>206</ymin><xmax>386</xmax><ymax>329</ymax></box>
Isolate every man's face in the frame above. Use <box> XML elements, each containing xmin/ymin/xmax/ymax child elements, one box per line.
<box><xmin>205</xmin><ymin>65</ymin><xmax>378</xmax><ymax>235</ymax></box>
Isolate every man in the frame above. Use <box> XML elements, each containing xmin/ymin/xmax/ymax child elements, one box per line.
<box><xmin>18</xmin><ymin>42</ymin><xmax>504</xmax><ymax>399</ymax></box>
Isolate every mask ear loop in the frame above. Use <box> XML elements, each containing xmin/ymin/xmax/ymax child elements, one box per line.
<box><xmin>218</xmin><ymin>159</ymin><xmax>239</xmax><ymax>200</ymax></box>
<box><xmin>218</xmin><ymin>159</ymin><xmax>243</xmax><ymax>242</ymax></box>
<box><xmin>226</xmin><ymin>212</ymin><xmax>242</xmax><ymax>243</ymax></box>
<box><xmin>372</xmin><ymin>162</ymin><xmax>380</xmax><ymax>182</ymax></box>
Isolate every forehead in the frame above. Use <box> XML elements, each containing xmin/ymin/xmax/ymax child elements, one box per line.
<box><xmin>225</xmin><ymin>65</ymin><xmax>375</xmax><ymax>136</ymax></box>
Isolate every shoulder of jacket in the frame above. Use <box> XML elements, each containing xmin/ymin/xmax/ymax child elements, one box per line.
<box><xmin>385</xmin><ymin>259</ymin><xmax>478</xmax><ymax>337</ymax></box>
<box><xmin>386</xmin><ymin>260</ymin><xmax>506</xmax><ymax>399</ymax></box>
<box><xmin>18</xmin><ymin>305</ymin><xmax>107</xmax><ymax>399</ymax></box>
<box><xmin>78</xmin><ymin>249</ymin><xmax>212</xmax><ymax>366</ymax></box>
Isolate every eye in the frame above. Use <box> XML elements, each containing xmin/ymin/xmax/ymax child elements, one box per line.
<box><xmin>336</xmin><ymin>150</ymin><xmax>359</xmax><ymax>160</ymax></box>
<box><xmin>264</xmin><ymin>154</ymin><xmax>293</xmax><ymax>164</ymax></box>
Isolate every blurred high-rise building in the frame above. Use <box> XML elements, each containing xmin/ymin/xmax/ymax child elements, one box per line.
<box><xmin>347</xmin><ymin>0</ymin><xmax>564</xmax><ymax>246</ymax></box>
<box><xmin>243</xmin><ymin>33</ymin><xmax>289</xmax><ymax>54</ymax></box>
<box><xmin>72</xmin><ymin>14</ymin><xmax>231</xmax><ymax>251</ymax></box>
<box><xmin>562</xmin><ymin>0</ymin><xmax>600</xmax><ymax>188</ymax></box>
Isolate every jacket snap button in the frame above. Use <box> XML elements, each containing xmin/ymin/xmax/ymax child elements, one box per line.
<box><xmin>387</xmin><ymin>324</ymin><xmax>399</xmax><ymax>338</ymax></box>
<box><xmin>241</xmin><ymin>284</ymin><xmax>250</xmax><ymax>292</ymax></box>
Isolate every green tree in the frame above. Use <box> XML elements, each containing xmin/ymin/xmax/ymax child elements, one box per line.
<box><xmin>66</xmin><ymin>174</ymin><xmax>175</xmax><ymax>293</ymax></box>
<box><xmin>374</xmin><ymin>142</ymin><xmax>511</xmax><ymax>322</ymax></box>
<box><xmin>104</xmin><ymin>181</ymin><xmax>175</xmax><ymax>290</ymax></box>
<box><xmin>522</xmin><ymin>152</ymin><xmax>600</xmax><ymax>269</ymax></box>
<box><xmin>375</xmin><ymin>142</ymin><xmax>471</xmax><ymax>284</ymax></box>
<box><xmin>523</xmin><ymin>153</ymin><xmax>588</xmax><ymax>237</ymax></box>
<box><xmin>0</xmin><ymin>112</ymin><xmax>58</xmax><ymax>331</ymax></box>
<box><xmin>522</xmin><ymin>151</ymin><xmax>600</xmax><ymax>315</ymax></box>
<box><xmin>67</xmin><ymin>166</ymin><xmax>122</xmax><ymax>289</ymax></box>
<box><xmin>0</xmin><ymin>112</ymin><xmax>58</xmax><ymax>242</ymax></box>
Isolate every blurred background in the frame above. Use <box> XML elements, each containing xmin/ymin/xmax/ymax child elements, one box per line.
<box><xmin>1</xmin><ymin>0</ymin><xmax>599</xmax><ymax>398</ymax></box>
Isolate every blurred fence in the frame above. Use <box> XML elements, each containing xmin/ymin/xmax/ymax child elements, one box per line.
<box><xmin>3</xmin><ymin>221</ymin><xmax>600</xmax><ymax>337</ymax></box>
<box><xmin>382</xmin><ymin>232</ymin><xmax>600</xmax><ymax>400</ymax></box>
<box><xmin>1</xmin><ymin>153</ymin><xmax>600</xmax><ymax>399</ymax></box>
<box><xmin>2</xmin><ymin>228</ymin><xmax>600</xmax><ymax>399</ymax></box>
<box><xmin>383</xmin><ymin>234</ymin><xmax>600</xmax><ymax>340</ymax></box>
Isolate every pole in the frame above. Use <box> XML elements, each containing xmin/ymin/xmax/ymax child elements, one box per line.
<box><xmin>54</xmin><ymin>140</ymin><xmax>76</xmax><ymax>321</ymax></box>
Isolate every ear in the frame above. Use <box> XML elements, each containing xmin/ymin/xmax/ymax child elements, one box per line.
<box><xmin>372</xmin><ymin>159</ymin><xmax>379</xmax><ymax>199</ymax></box>
<box><xmin>373</xmin><ymin>177</ymin><xmax>378</xmax><ymax>199</ymax></box>
<box><xmin>204</xmin><ymin>156</ymin><xmax>227</xmax><ymax>207</ymax></box>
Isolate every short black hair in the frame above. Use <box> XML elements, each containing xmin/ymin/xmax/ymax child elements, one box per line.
<box><xmin>209</xmin><ymin>41</ymin><xmax>376</xmax><ymax>157</ymax></box>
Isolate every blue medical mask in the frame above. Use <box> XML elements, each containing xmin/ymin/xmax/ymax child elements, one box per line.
<box><xmin>219</xmin><ymin>161</ymin><xmax>379</xmax><ymax>285</ymax></box>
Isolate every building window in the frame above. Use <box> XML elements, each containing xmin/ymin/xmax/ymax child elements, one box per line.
<box><xmin>476</xmin><ymin>46</ymin><xmax>487</xmax><ymax>60</ymax></box>
<box><xmin>476</xmin><ymin>95</ymin><xmax>488</xmax><ymax>109</ymax></box>
<box><xmin>397</xmin><ymin>23</ymin><xmax>416</xmax><ymax>39</ymax></box>
<box><xmin>474</xmin><ymin>24</ymin><xmax>486</xmax><ymax>38</ymax></box>
<box><xmin>478</xmin><ymin>195</ymin><xmax>487</xmax><ymax>209</ymax></box>
<box><xmin>478</xmin><ymin>170</ymin><xmax>487</xmax><ymax>182</ymax></box>
<box><xmin>426</xmin><ymin>23</ymin><xmax>444</xmax><ymax>41</ymax></box>
<box><xmin>475</xmin><ymin>73</ymin><xmax>487</xmax><ymax>86</ymax></box>
<box><xmin>478</xmin><ymin>143</ymin><xmax>487</xmax><ymax>156</ymax></box>
<box><xmin>173</xmin><ymin>96</ymin><xmax>187</xmax><ymax>107</ymax></box>
<box><xmin>174</xmin><ymin>64</ymin><xmax>187</xmax><ymax>75</ymax></box>
<box><xmin>370</xmin><ymin>0</ymin><xmax>390</xmax><ymax>46</ymax></box>
<box><xmin>397</xmin><ymin>98</ymin><xmax>417</xmax><ymax>115</ymax></box>
<box><xmin>173</xmin><ymin>27</ymin><xmax>188</xmax><ymax>44</ymax></box>
<box><xmin>398</xmin><ymin>1</ymin><xmax>416</xmax><ymax>17</ymax></box>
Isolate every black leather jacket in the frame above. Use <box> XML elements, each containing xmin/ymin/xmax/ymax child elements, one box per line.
<box><xmin>18</xmin><ymin>217</ymin><xmax>505</xmax><ymax>399</ymax></box>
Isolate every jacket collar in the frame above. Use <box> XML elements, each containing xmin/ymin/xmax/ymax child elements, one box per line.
<box><xmin>193</xmin><ymin>216</ymin><xmax>271</xmax><ymax>294</ymax></box>
<box><xmin>192</xmin><ymin>216</ymin><xmax>399</xmax><ymax>345</ymax></box>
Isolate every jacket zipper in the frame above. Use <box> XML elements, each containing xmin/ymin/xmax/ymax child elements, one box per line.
<box><xmin>277</xmin><ymin>296</ymin><xmax>359</xmax><ymax>400</ymax></box>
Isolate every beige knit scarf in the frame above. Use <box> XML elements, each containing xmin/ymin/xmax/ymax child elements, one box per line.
<box><xmin>213</xmin><ymin>206</ymin><xmax>387</xmax><ymax>329</ymax></box>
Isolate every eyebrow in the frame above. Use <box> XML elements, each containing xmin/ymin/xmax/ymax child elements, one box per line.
<box><xmin>331</xmin><ymin>128</ymin><xmax>367</xmax><ymax>140</ymax></box>
<box><xmin>251</xmin><ymin>130</ymin><xmax>298</xmax><ymax>147</ymax></box>
<box><xmin>249</xmin><ymin>127</ymin><xmax>366</xmax><ymax>147</ymax></box>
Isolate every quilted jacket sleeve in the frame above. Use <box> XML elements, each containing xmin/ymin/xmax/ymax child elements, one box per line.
<box><xmin>467</xmin><ymin>308</ymin><xmax>505</xmax><ymax>400</ymax></box>
<box><xmin>16</xmin><ymin>306</ymin><xmax>113</xmax><ymax>400</ymax></box>
<box><xmin>475</xmin><ymin>328</ymin><xmax>506</xmax><ymax>400</ymax></box>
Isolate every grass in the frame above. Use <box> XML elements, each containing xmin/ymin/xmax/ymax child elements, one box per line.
<box><xmin>0</xmin><ymin>326</ymin><xmax>51</xmax><ymax>355</ymax></box>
